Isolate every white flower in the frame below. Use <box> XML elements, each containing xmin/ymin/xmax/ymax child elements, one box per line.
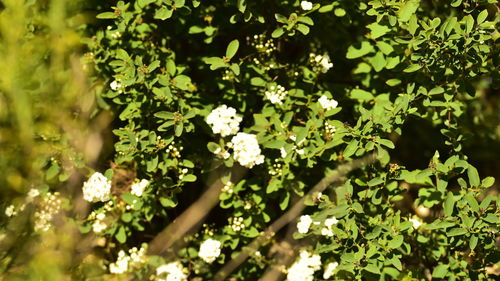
<box><xmin>231</xmin><ymin>133</ymin><xmax>265</xmax><ymax>168</ymax></box>
<box><xmin>33</xmin><ymin>192</ymin><xmax>62</xmax><ymax>232</ymax></box>
<box><xmin>265</xmin><ymin>85</ymin><xmax>288</xmax><ymax>105</ymax></box>
<box><xmin>213</xmin><ymin>147</ymin><xmax>231</xmax><ymax>159</ymax></box>
<box><xmin>109</xmin><ymin>250</ymin><xmax>130</xmax><ymax>274</ymax></box>
<box><xmin>5</xmin><ymin>205</ymin><xmax>16</xmax><ymax>217</ymax></box>
<box><xmin>110</xmin><ymin>80</ymin><xmax>123</xmax><ymax>93</ymax></box>
<box><xmin>301</xmin><ymin>1</ymin><xmax>313</xmax><ymax>11</ymax></box>
<box><xmin>321</xmin><ymin>216</ymin><xmax>338</xmax><ymax>237</ymax></box>
<box><xmin>199</xmin><ymin>238</ymin><xmax>222</xmax><ymax>263</ymax></box>
<box><xmin>287</xmin><ymin>250</ymin><xmax>321</xmax><ymax>281</ymax></box>
<box><xmin>156</xmin><ymin>261</ymin><xmax>188</xmax><ymax>281</ymax></box>
<box><xmin>319</xmin><ymin>54</ymin><xmax>333</xmax><ymax>72</ymax></box>
<box><xmin>131</xmin><ymin>179</ymin><xmax>149</xmax><ymax>197</ymax></box>
<box><xmin>323</xmin><ymin>262</ymin><xmax>339</xmax><ymax>279</ymax></box>
<box><xmin>325</xmin><ymin>217</ymin><xmax>338</xmax><ymax>227</ymax></box>
<box><xmin>206</xmin><ymin>105</ymin><xmax>242</xmax><ymax>137</ymax></box>
<box><xmin>280</xmin><ymin>147</ymin><xmax>288</xmax><ymax>158</ymax></box>
<box><xmin>410</xmin><ymin>218</ymin><xmax>422</xmax><ymax>229</ymax></box>
<box><xmin>309</xmin><ymin>53</ymin><xmax>333</xmax><ymax>73</ymax></box>
<box><xmin>92</xmin><ymin>219</ymin><xmax>107</xmax><ymax>233</ymax></box>
<box><xmin>297</xmin><ymin>215</ymin><xmax>313</xmax><ymax>234</ymax></box>
<box><xmin>82</xmin><ymin>172</ymin><xmax>112</xmax><ymax>202</ymax></box>
<box><xmin>27</xmin><ymin>188</ymin><xmax>40</xmax><ymax>198</ymax></box>
<box><xmin>318</xmin><ymin>95</ymin><xmax>338</xmax><ymax>111</ymax></box>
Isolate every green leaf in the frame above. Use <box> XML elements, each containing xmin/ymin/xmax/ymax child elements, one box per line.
<box><xmin>45</xmin><ymin>163</ymin><xmax>60</xmax><ymax>180</ymax></box>
<box><xmin>467</xmin><ymin>165</ymin><xmax>480</xmax><ymax>187</ymax></box>
<box><xmin>378</xmin><ymin>139</ymin><xmax>395</xmax><ymax>149</ymax></box>
<box><xmin>403</xmin><ymin>64</ymin><xmax>422</xmax><ymax>73</ymax></box>
<box><xmin>96</xmin><ymin>12</ymin><xmax>117</xmax><ymax>19</ymax></box>
<box><xmin>226</xmin><ymin>39</ymin><xmax>239</xmax><ymax>59</ymax></box>
<box><xmin>296</xmin><ymin>24</ymin><xmax>310</xmax><ymax>35</ymax></box>
<box><xmin>481</xmin><ymin>176</ymin><xmax>495</xmax><ymax>188</ymax></box>
<box><xmin>447</xmin><ymin>227</ymin><xmax>467</xmax><ymax>236</ymax></box>
<box><xmin>443</xmin><ymin>192</ymin><xmax>455</xmax><ymax>217</ymax></box>
<box><xmin>432</xmin><ymin>264</ymin><xmax>449</xmax><ymax>278</ymax></box>
<box><xmin>388</xmin><ymin>235</ymin><xmax>404</xmax><ymax>249</ymax></box>
<box><xmin>121</xmin><ymin>212</ymin><xmax>133</xmax><ymax>223</ymax></box>
<box><xmin>115</xmin><ymin>226</ymin><xmax>127</xmax><ymax>243</ymax></box>
<box><xmin>364</xmin><ymin>263</ymin><xmax>381</xmax><ymax>274</ymax></box>
<box><xmin>367</xmin><ymin>23</ymin><xmax>391</xmax><ymax>39</ymax></box>
<box><xmin>204</xmin><ymin>57</ymin><xmax>227</xmax><ymax>70</ymax></box>
<box><xmin>368</xmin><ymin>177</ymin><xmax>384</xmax><ymax>187</ymax></box>
<box><xmin>343</xmin><ymin>140</ymin><xmax>359</xmax><ymax>158</ymax></box>
<box><xmin>350</xmin><ymin>89</ymin><xmax>374</xmax><ymax>101</ymax></box>
<box><xmin>429</xmin><ymin>87</ymin><xmax>444</xmax><ymax>95</ymax></box>
<box><xmin>465</xmin><ymin>15</ymin><xmax>474</xmax><ymax>34</ymax></box>
<box><xmin>398</xmin><ymin>0</ymin><xmax>420</xmax><ymax>22</ymax></box>
<box><xmin>477</xmin><ymin>10</ymin><xmax>488</xmax><ymax>25</ymax></box>
<box><xmin>154</xmin><ymin>6</ymin><xmax>173</xmax><ymax>20</ymax></box>
<box><xmin>469</xmin><ymin>235</ymin><xmax>478</xmax><ymax>250</ymax></box>
<box><xmin>272</xmin><ymin>27</ymin><xmax>285</xmax><ymax>38</ymax></box>
<box><xmin>182</xmin><ymin>174</ymin><xmax>197</xmax><ymax>182</ymax></box>
<box><xmin>346</xmin><ymin>41</ymin><xmax>374</xmax><ymax>59</ymax></box>
<box><xmin>464</xmin><ymin>193</ymin><xmax>479</xmax><ymax>213</ymax></box>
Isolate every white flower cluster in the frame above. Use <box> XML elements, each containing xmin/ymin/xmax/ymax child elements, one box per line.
<box><xmin>213</xmin><ymin>146</ymin><xmax>231</xmax><ymax>159</ymax></box>
<box><xmin>269</xmin><ymin>160</ymin><xmax>283</xmax><ymax>176</ymax></box>
<box><xmin>231</xmin><ymin>132</ymin><xmax>265</xmax><ymax>168</ymax></box>
<box><xmin>34</xmin><ymin>192</ymin><xmax>62</xmax><ymax>232</ymax></box>
<box><xmin>318</xmin><ymin>95</ymin><xmax>339</xmax><ymax>111</ymax></box>
<box><xmin>109</xmin><ymin>246</ymin><xmax>147</xmax><ymax>274</ymax></box>
<box><xmin>4</xmin><ymin>205</ymin><xmax>16</xmax><ymax>217</ymax></box>
<box><xmin>229</xmin><ymin>216</ymin><xmax>245</xmax><ymax>232</ymax></box>
<box><xmin>321</xmin><ymin>216</ymin><xmax>339</xmax><ymax>237</ymax></box>
<box><xmin>27</xmin><ymin>188</ymin><xmax>40</xmax><ymax>200</ymax></box>
<box><xmin>166</xmin><ymin>141</ymin><xmax>183</xmax><ymax>158</ymax></box>
<box><xmin>325</xmin><ymin>122</ymin><xmax>337</xmax><ymax>135</ymax></box>
<box><xmin>130</xmin><ymin>179</ymin><xmax>149</xmax><ymax>197</ymax></box>
<box><xmin>323</xmin><ymin>261</ymin><xmax>339</xmax><ymax>279</ymax></box>
<box><xmin>110</xmin><ymin>80</ymin><xmax>123</xmax><ymax>93</ymax></box>
<box><xmin>82</xmin><ymin>172</ymin><xmax>112</xmax><ymax>203</ymax></box>
<box><xmin>250</xmin><ymin>34</ymin><xmax>277</xmax><ymax>55</ymax></box>
<box><xmin>286</xmin><ymin>250</ymin><xmax>321</xmax><ymax>281</ymax></box>
<box><xmin>206</xmin><ymin>105</ymin><xmax>242</xmax><ymax>137</ymax></box>
<box><xmin>199</xmin><ymin>238</ymin><xmax>222</xmax><ymax>263</ymax></box>
<box><xmin>297</xmin><ymin>215</ymin><xmax>313</xmax><ymax>234</ymax></box>
<box><xmin>156</xmin><ymin>261</ymin><xmax>188</xmax><ymax>281</ymax></box>
<box><xmin>92</xmin><ymin>212</ymin><xmax>107</xmax><ymax>233</ymax></box>
<box><xmin>221</xmin><ymin>181</ymin><xmax>234</xmax><ymax>193</ymax></box>
<box><xmin>309</xmin><ymin>53</ymin><xmax>333</xmax><ymax>73</ymax></box>
<box><xmin>300</xmin><ymin>1</ymin><xmax>313</xmax><ymax>11</ymax></box>
<box><xmin>265</xmin><ymin>85</ymin><xmax>288</xmax><ymax>105</ymax></box>
<box><xmin>409</xmin><ymin>217</ymin><xmax>423</xmax><ymax>229</ymax></box>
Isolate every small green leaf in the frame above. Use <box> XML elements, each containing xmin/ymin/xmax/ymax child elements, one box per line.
<box><xmin>477</xmin><ymin>10</ymin><xmax>488</xmax><ymax>25</ymax></box>
<box><xmin>432</xmin><ymin>264</ymin><xmax>449</xmax><ymax>278</ymax></box>
<box><xmin>272</xmin><ymin>27</ymin><xmax>285</xmax><ymax>38</ymax></box>
<box><xmin>469</xmin><ymin>235</ymin><xmax>478</xmax><ymax>250</ymax></box>
<box><xmin>346</xmin><ymin>41</ymin><xmax>374</xmax><ymax>59</ymax></box>
<box><xmin>398</xmin><ymin>0</ymin><xmax>420</xmax><ymax>22</ymax></box>
<box><xmin>388</xmin><ymin>235</ymin><xmax>404</xmax><ymax>249</ymax></box>
<box><xmin>403</xmin><ymin>64</ymin><xmax>422</xmax><ymax>72</ymax></box>
<box><xmin>121</xmin><ymin>212</ymin><xmax>133</xmax><ymax>223</ymax></box>
<box><xmin>96</xmin><ymin>12</ymin><xmax>117</xmax><ymax>19</ymax></box>
<box><xmin>343</xmin><ymin>140</ymin><xmax>359</xmax><ymax>158</ymax></box>
<box><xmin>296</xmin><ymin>24</ymin><xmax>310</xmax><ymax>35</ymax></box>
<box><xmin>481</xmin><ymin>176</ymin><xmax>495</xmax><ymax>188</ymax></box>
<box><xmin>350</xmin><ymin>89</ymin><xmax>374</xmax><ymax>101</ymax></box>
<box><xmin>226</xmin><ymin>39</ymin><xmax>239</xmax><ymax>59</ymax></box>
<box><xmin>443</xmin><ymin>192</ymin><xmax>455</xmax><ymax>217</ymax></box>
<box><xmin>447</xmin><ymin>227</ymin><xmax>467</xmax><ymax>237</ymax></box>
<box><xmin>115</xmin><ymin>226</ymin><xmax>127</xmax><ymax>243</ymax></box>
<box><xmin>428</xmin><ymin>87</ymin><xmax>444</xmax><ymax>95</ymax></box>
<box><xmin>467</xmin><ymin>165</ymin><xmax>480</xmax><ymax>187</ymax></box>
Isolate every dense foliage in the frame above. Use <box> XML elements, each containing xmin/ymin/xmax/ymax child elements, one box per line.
<box><xmin>1</xmin><ymin>0</ymin><xmax>499</xmax><ymax>280</ymax></box>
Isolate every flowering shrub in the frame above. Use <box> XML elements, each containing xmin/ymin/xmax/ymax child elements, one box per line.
<box><xmin>1</xmin><ymin>0</ymin><xmax>499</xmax><ymax>280</ymax></box>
